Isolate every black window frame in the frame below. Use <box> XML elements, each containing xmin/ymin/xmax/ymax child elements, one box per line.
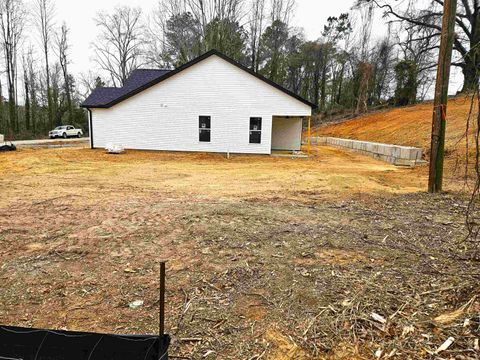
<box><xmin>199</xmin><ymin>116</ymin><xmax>211</xmax><ymax>143</ymax></box>
<box><xmin>249</xmin><ymin>117</ymin><xmax>262</xmax><ymax>144</ymax></box>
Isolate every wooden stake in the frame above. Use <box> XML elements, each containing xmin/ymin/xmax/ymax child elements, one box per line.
<box><xmin>159</xmin><ymin>261</ymin><xmax>166</xmax><ymax>340</ymax></box>
<box><xmin>429</xmin><ymin>0</ymin><xmax>457</xmax><ymax>193</ymax></box>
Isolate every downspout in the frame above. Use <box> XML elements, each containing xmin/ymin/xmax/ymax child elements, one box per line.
<box><xmin>87</xmin><ymin>108</ymin><xmax>93</xmax><ymax>149</ymax></box>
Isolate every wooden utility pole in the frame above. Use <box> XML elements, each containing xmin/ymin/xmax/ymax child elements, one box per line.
<box><xmin>428</xmin><ymin>0</ymin><xmax>457</xmax><ymax>193</ymax></box>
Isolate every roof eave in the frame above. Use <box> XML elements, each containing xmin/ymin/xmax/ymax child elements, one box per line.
<box><xmin>80</xmin><ymin>104</ymin><xmax>110</xmax><ymax>109</ymax></box>
<box><xmin>81</xmin><ymin>50</ymin><xmax>317</xmax><ymax>110</ymax></box>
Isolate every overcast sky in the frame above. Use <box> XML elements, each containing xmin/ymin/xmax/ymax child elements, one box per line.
<box><xmin>59</xmin><ymin>0</ymin><xmax>357</xmax><ymax>75</ymax></box>
<box><xmin>56</xmin><ymin>0</ymin><xmax>463</xmax><ymax>95</ymax></box>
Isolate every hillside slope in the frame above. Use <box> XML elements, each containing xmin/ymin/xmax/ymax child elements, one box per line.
<box><xmin>315</xmin><ymin>97</ymin><xmax>478</xmax><ymax>176</ymax></box>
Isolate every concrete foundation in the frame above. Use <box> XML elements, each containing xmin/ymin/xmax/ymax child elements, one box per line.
<box><xmin>312</xmin><ymin>136</ymin><xmax>426</xmax><ymax>166</ymax></box>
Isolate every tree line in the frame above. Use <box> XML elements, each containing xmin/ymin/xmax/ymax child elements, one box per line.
<box><xmin>0</xmin><ymin>0</ymin><xmax>478</xmax><ymax>139</ymax></box>
<box><xmin>0</xmin><ymin>0</ymin><xmax>86</xmax><ymax>139</ymax></box>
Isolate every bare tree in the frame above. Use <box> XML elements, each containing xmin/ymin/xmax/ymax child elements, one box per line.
<box><xmin>258</xmin><ymin>0</ymin><xmax>296</xmax><ymax>82</ymax></box>
<box><xmin>23</xmin><ymin>45</ymin><xmax>38</xmax><ymax>133</ymax></box>
<box><xmin>183</xmin><ymin>0</ymin><xmax>247</xmax><ymax>56</ymax></box>
<box><xmin>371</xmin><ymin>35</ymin><xmax>395</xmax><ymax>103</ymax></box>
<box><xmin>353</xmin><ymin>2</ymin><xmax>375</xmax><ymax>114</ymax></box>
<box><xmin>396</xmin><ymin>23</ymin><xmax>438</xmax><ymax>100</ymax></box>
<box><xmin>55</xmin><ymin>22</ymin><xmax>72</xmax><ymax>123</ymax></box>
<box><xmin>364</xmin><ymin>0</ymin><xmax>480</xmax><ymax>93</ymax></box>
<box><xmin>92</xmin><ymin>6</ymin><xmax>145</xmax><ymax>87</ymax></box>
<box><xmin>0</xmin><ymin>0</ymin><xmax>25</xmax><ymax>133</ymax></box>
<box><xmin>147</xmin><ymin>0</ymin><xmax>249</xmax><ymax>67</ymax></box>
<box><xmin>320</xmin><ymin>14</ymin><xmax>353</xmax><ymax>111</ymax></box>
<box><xmin>145</xmin><ymin>1</ymin><xmax>173</xmax><ymax>68</ymax></box>
<box><xmin>34</xmin><ymin>0</ymin><xmax>55</xmax><ymax>129</ymax></box>
<box><xmin>22</xmin><ymin>52</ymin><xmax>30</xmax><ymax>130</ymax></box>
<box><xmin>147</xmin><ymin>0</ymin><xmax>200</xmax><ymax>67</ymax></box>
<box><xmin>78</xmin><ymin>71</ymin><xmax>106</xmax><ymax>101</ymax></box>
<box><xmin>248</xmin><ymin>0</ymin><xmax>266</xmax><ymax>71</ymax></box>
<box><xmin>270</xmin><ymin>0</ymin><xmax>295</xmax><ymax>25</ymax></box>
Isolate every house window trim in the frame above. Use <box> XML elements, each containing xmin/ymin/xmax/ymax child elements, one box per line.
<box><xmin>249</xmin><ymin>117</ymin><xmax>262</xmax><ymax>144</ymax></box>
<box><xmin>199</xmin><ymin>116</ymin><xmax>211</xmax><ymax>143</ymax></box>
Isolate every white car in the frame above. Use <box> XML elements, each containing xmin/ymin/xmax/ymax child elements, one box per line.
<box><xmin>49</xmin><ymin>125</ymin><xmax>83</xmax><ymax>139</ymax></box>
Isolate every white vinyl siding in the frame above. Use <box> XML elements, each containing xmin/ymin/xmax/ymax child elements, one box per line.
<box><xmin>91</xmin><ymin>55</ymin><xmax>311</xmax><ymax>154</ymax></box>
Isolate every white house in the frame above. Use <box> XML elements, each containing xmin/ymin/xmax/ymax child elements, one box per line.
<box><xmin>81</xmin><ymin>50</ymin><xmax>315</xmax><ymax>155</ymax></box>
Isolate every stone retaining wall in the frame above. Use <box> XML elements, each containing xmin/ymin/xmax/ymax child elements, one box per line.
<box><xmin>312</xmin><ymin>136</ymin><xmax>425</xmax><ymax>166</ymax></box>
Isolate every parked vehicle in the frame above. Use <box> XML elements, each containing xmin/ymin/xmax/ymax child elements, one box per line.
<box><xmin>49</xmin><ymin>125</ymin><xmax>83</xmax><ymax>139</ymax></box>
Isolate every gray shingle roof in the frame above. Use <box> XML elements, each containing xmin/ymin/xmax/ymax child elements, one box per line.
<box><xmin>82</xmin><ymin>69</ymin><xmax>170</xmax><ymax>108</ymax></box>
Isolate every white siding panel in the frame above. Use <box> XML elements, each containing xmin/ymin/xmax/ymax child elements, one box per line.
<box><xmin>91</xmin><ymin>55</ymin><xmax>311</xmax><ymax>154</ymax></box>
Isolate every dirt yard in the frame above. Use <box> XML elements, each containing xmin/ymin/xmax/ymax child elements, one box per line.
<box><xmin>0</xmin><ymin>147</ymin><xmax>478</xmax><ymax>359</ymax></box>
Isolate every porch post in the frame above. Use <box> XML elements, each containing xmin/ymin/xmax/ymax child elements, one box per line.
<box><xmin>307</xmin><ymin>116</ymin><xmax>311</xmax><ymax>155</ymax></box>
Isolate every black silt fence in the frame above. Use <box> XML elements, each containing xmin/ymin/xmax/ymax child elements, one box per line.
<box><xmin>0</xmin><ymin>326</ymin><xmax>170</xmax><ymax>360</ymax></box>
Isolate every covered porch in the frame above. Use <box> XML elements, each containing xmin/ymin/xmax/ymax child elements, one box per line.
<box><xmin>271</xmin><ymin>115</ymin><xmax>311</xmax><ymax>155</ymax></box>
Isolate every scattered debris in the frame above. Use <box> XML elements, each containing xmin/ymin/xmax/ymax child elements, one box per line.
<box><xmin>402</xmin><ymin>325</ymin><xmax>415</xmax><ymax>337</ymax></box>
<box><xmin>434</xmin><ymin>296</ymin><xmax>476</xmax><ymax>325</ymax></box>
<box><xmin>105</xmin><ymin>143</ymin><xmax>125</xmax><ymax>154</ymax></box>
<box><xmin>371</xmin><ymin>312</ymin><xmax>387</xmax><ymax>324</ymax></box>
<box><xmin>128</xmin><ymin>300</ymin><xmax>144</xmax><ymax>309</ymax></box>
<box><xmin>202</xmin><ymin>350</ymin><xmax>215</xmax><ymax>358</ymax></box>
<box><xmin>0</xmin><ymin>143</ymin><xmax>16</xmax><ymax>152</ymax></box>
<box><xmin>180</xmin><ymin>338</ymin><xmax>202</xmax><ymax>342</ymax></box>
<box><xmin>434</xmin><ymin>337</ymin><xmax>455</xmax><ymax>354</ymax></box>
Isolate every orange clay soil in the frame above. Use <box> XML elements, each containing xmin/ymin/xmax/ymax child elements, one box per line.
<box><xmin>315</xmin><ymin>96</ymin><xmax>479</xmax><ymax>178</ymax></box>
<box><xmin>0</xmin><ymin>146</ymin><xmax>427</xmax><ymax>208</ymax></box>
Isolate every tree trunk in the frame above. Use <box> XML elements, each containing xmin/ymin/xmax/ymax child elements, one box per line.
<box><xmin>45</xmin><ymin>49</ymin><xmax>53</xmax><ymax>129</ymax></box>
<box><xmin>53</xmin><ymin>85</ymin><xmax>61</xmax><ymax>127</ymax></box>
<box><xmin>24</xmin><ymin>75</ymin><xmax>31</xmax><ymax>131</ymax></box>
<box><xmin>428</xmin><ymin>0</ymin><xmax>457</xmax><ymax>193</ymax></box>
<box><xmin>0</xmin><ymin>81</ymin><xmax>3</xmax><ymax>135</ymax></box>
<box><xmin>355</xmin><ymin>62</ymin><xmax>372</xmax><ymax>115</ymax></box>
<box><xmin>251</xmin><ymin>42</ymin><xmax>256</xmax><ymax>71</ymax></box>
<box><xmin>320</xmin><ymin>64</ymin><xmax>327</xmax><ymax>112</ymax></box>
<box><xmin>8</xmin><ymin>96</ymin><xmax>15</xmax><ymax>132</ymax></box>
<box><xmin>7</xmin><ymin>60</ymin><xmax>16</xmax><ymax>133</ymax></box>
<box><xmin>336</xmin><ymin>63</ymin><xmax>345</xmax><ymax>104</ymax></box>
<box><xmin>30</xmin><ymin>82</ymin><xmax>37</xmax><ymax>135</ymax></box>
<box><xmin>62</xmin><ymin>68</ymin><xmax>73</xmax><ymax>123</ymax></box>
<box><xmin>461</xmin><ymin>52</ymin><xmax>480</xmax><ymax>93</ymax></box>
<box><xmin>313</xmin><ymin>65</ymin><xmax>320</xmax><ymax>108</ymax></box>
<box><xmin>461</xmin><ymin>7</ymin><xmax>480</xmax><ymax>93</ymax></box>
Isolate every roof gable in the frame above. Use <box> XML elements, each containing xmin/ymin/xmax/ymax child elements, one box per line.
<box><xmin>82</xmin><ymin>69</ymin><xmax>170</xmax><ymax>108</ymax></box>
<box><xmin>81</xmin><ymin>50</ymin><xmax>316</xmax><ymax>109</ymax></box>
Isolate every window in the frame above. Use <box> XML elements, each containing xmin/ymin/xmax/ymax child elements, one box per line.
<box><xmin>199</xmin><ymin>116</ymin><xmax>211</xmax><ymax>142</ymax></box>
<box><xmin>249</xmin><ymin>117</ymin><xmax>262</xmax><ymax>144</ymax></box>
